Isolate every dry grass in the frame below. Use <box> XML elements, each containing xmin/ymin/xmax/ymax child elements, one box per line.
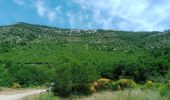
<box><xmin>23</xmin><ymin>89</ymin><xmax>169</xmax><ymax>100</ymax></box>
<box><xmin>73</xmin><ymin>89</ymin><xmax>168</xmax><ymax>100</ymax></box>
<box><xmin>23</xmin><ymin>92</ymin><xmax>60</xmax><ymax>100</ymax></box>
<box><xmin>23</xmin><ymin>93</ymin><xmax>40</xmax><ymax>100</ymax></box>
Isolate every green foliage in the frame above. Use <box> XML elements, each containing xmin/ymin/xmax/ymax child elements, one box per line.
<box><xmin>38</xmin><ymin>93</ymin><xmax>60</xmax><ymax>100</ymax></box>
<box><xmin>53</xmin><ymin>64</ymin><xmax>100</xmax><ymax>97</ymax></box>
<box><xmin>0</xmin><ymin>64</ymin><xmax>12</xmax><ymax>86</ymax></box>
<box><xmin>8</xmin><ymin>64</ymin><xmax>54</xmax><ymax>87</ymax></box>
<box><xmin>0</xmin><ymin>61</ymin><xmax>55</xmax><ymax>87</ymax></box>
<box><xmin>100</xmin><ymin>61</ymin><xmax>147</xmax><ymax>83</ymax></box>
<box><xmin>0</xmin><ymin>41</ymin><xmax>13</xmax><ymax>53</ymax></box>
<box><xmin>166</xmin><ymin>72</ymin><xmax>170</xmax><ymax>80</ymax></box>
<box><xmin>159</xmin><ymin>85</ymin><xmax>169</xmax><ymax>97</ymax></box>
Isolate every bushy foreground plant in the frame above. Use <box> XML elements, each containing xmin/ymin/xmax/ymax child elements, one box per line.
<box><xmin>137</xmin><ymin>80</ymin><xmax>170</xmax><ymax>98</ymax></box>
<box><xmin>91</xmin><ymin>78</ymin><xmax>110</xmax><ymax>92</ymax></box>
<box><xmin>109</xmin><ymin>79</ymin><xmax>137</xmax><ymax>91</ymax></box>
<box><xmin>53</xmin><ymin>64</ymin><xmax>100</xmax><ymax>97</ymax></box>
<box><xmin>11</xmin><ymin>82</ymin><xmax>21</xmax><ymax>89</ymax></box>
<box><xmin>145</xmin><ymin>80</ymin><xmax>154</xmax><ymax>89</ymax></box>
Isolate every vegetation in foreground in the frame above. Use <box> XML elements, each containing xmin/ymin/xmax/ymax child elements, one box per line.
<box><xmin>24</xmin><ymin>78</ymin><xmax>170</xmax><ymax>100</ymax></box>
<box><xmin>73</xmin><ymin>89</ymin><xmax>168</xmax><ymax>100</ymax></box>
<box><xmin>23</xmin><ymin>93</ymin><xmax>60</xmax><ymax>100</ymax></box>
<box><xmin>0</xmin><ymin>23</ymin><xmax>170</xmax><ymax>99</ymax></box>
<box><xmin>25</xmin><ymin>89</ymin><xmax>169</xmax><ymax>100</ymax></box>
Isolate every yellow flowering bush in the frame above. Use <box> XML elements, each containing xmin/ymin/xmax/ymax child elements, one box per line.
<box><xmin>109</xmin><ymin>79</ymin><xmax>137</xmax><ymax>91</ymax></box>
<box><xmin>11</xmin><ymin>82</ymin><xmax>21</xmax><ymax>89</ymax></box>
<box><xmin>90</xmin><ymin>86</ymin><xmax>96</xmax><ymax>92</ymax></box>
<box><xmin>97</xmin><ymin>78</ymin><xmax>110</xmax><ymax>86</ymax></box>
<box><xmin>145</xmin><ymin>80</ymin><xmax>154</xmax><ymax>89</ymax></box>
<box><xmin>90</xmin><ymin>78</ymin><xmax>110</xmax><ymax>92</ymax></box>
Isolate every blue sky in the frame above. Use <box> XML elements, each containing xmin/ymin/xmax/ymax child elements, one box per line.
<box><xmin>0</xmin><ymin>0</ymin><xmax>170</xmax><ymax>31</ymax></box>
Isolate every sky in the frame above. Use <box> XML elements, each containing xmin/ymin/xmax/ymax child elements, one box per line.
<box><xmin>0</xmin><ymin>0</ymin><xmax>170</xmax><ymax>31</ymax></box>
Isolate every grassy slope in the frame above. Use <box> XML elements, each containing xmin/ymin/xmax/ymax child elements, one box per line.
<box><xmin>0</xmin><ymin>22</ymin><xmax>170</xmax><ymax>86</ymax></box>
<box><xmin>0</xmin><ymin>23</ymin><xmax>160</xmax><ymax>66</ymax></box>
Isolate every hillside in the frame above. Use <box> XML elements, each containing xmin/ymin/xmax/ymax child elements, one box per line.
<box><xmin>0</xmin><ymin>22</ymin><xmax>170</xmax><ymax>87</ymax></box>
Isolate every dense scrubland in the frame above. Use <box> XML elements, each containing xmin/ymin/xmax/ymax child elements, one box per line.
<box><xmin>0</xmin><ymin>22</ymin><xmax>170</xmax><ymax>99</ymax></box>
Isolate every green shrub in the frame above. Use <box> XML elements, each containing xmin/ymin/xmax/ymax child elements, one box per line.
<box><xmin>159</xmin><ymin>85</ymin><xmax>169</xmax><ymax>97</ymax></box>
<box><xmin>109</xmin><ymin>81</ymin><xmax>120</xmax><ymax>91</ymax></box>
<box><xmin>0</xmin><ymin>65</ymin><xmax>13</xmax><ymax>86</ymax></box>
<box><xmin>53</xmin><ymin>64</ymin><xmax>100</xmax><ymax>97</ymax></box>
<box><xmin>7</xmin><ymin>64</ymin><xmax>54</xmax><ymax>87</ymax></box>
<box><xmin>101</xmin><ymin>61</ymin><xmax>147</xmax><ymax>83</ymax></box>
<box><xmin>152</xmin><ymin>83</ymin><xmax>170</xmax><ymax>97</ymax></box>
<box><xmin>168</xmin><ymin>80</ymin><xmax>170</xmax><ymax>86</ymax></box>
<box><xmin>0</xmin><ymin>41</ymin><xmax>13</xmax><ymax>53</ymax></box>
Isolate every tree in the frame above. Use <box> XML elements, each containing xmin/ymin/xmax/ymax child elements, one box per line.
<box><xmin>53</xmin><ymin>64</ymin><xmax>100</xmax><ymax>97</ymax></box>
<box><xmin>0</xmin><ymin>65</ymin><xmax>12</xmax><ymax>86</ymax></box>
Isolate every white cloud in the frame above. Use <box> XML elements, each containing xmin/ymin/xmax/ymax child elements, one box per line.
<box><xmin>47</xmin><ymin>11</ymin><xmax>56</xmax><ymax>21</ymax></box>
<box><xmin>67</xmin><ymin>11</ymin><xmax>93</xmax><ymax>29</ymax></box>
<box><xmin>66</xmin><ymin>12</ymin><xmax>75</xmax><ymax>28</ymax></box>
<box><xmin>13</xmin><ymin>0</ymin><xmax>170</xmax><ymax>31</ymax></box>
<box><xmin>35</xmin><ymin>0</ymin><xmax>46</xmax><ymax>16</ymax></box>
<box><xmin>14</xmin><ymin>0</ymin><xmax>25</xmax><ymax>5</ymax></box>
<box><xmin>72</xmin><ymin>0</ymin><xmax>170</xmax><ymax>31</ymax></box>
<box><xmin>66</xmin><ymin>12</ymin><xmax>83</xmax><ymax>28</ymax></box>
<box><xmin>35</xmin><ymin>0</ymin><xmax>61</xmax><ymax>22</ymax></box>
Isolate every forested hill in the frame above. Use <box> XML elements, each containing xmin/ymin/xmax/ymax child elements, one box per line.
<box><xmin>0</xmin><ymin>22</ymin><xmax>170</xmax><ymax>87</ymax></box>
<box><xmin>0</xmin><ymin>22</ymin><xmax>169</xmax><ymax>52</ymax></box>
